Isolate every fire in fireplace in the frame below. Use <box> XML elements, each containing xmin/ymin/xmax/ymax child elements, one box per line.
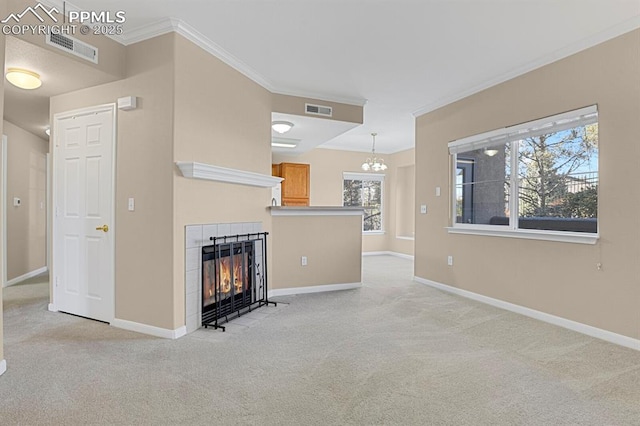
<box><xmin>202</xmin><ymin>242</ymin><xmax>252</xmax><ymax>309</ymax></box>
<box><xmin>201</xmin><ymin>233</ymin><xmax>275</xmax><ymax>331</ymax></box>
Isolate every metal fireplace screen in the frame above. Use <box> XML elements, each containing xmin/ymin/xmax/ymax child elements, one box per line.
<box><xmin>201</xmin><ymin>232</ymin><xmax>275</xmax><ymax>331</ymax></box>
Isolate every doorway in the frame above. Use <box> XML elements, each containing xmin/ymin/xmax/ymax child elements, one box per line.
<box><xmin>2</xmin><ymin>127</ymin><xmax>49</xmax><ymax>288</ymax></box>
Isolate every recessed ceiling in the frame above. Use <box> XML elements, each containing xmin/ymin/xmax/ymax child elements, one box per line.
<box><xmin>3</xmin><ymin>36</ymin><xmax>118</xmax><ymax>138</ymax></box>
<box><xmin>271</xmin><ymin>112</ymin><xmax>360</xmax><ymax>156</ymax></box>
<box><xmin>19</xmin><ymin>0</ymin><xmax>640</xmax><ymax>150</ymax></box>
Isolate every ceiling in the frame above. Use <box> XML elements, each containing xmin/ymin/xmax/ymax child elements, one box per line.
<box><xmin>4</xmin><ymin>0</ymin><xmax>640</xmax><ymax>152</ymax></box>
<box><xmin>271</xmin><ymin>112</ymin><xmax>360</xmax><ymax>156</ymax></box>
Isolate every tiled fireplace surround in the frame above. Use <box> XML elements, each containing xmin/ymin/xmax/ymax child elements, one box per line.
<box><xmin>185</xmin><ymin>222</ymin><xmax>263</xmax><ymax>334</ymax></box>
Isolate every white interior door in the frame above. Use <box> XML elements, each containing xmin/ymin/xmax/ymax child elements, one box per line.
<box><xmin>53</xmin><ymin>105</ymin><xmax>115</xmax><ymax>323</ymax></box>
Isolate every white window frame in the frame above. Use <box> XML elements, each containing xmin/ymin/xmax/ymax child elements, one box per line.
<box><xmin>343</xmin><ymin>172</ymin><xmax>385</xmax><ymax>234</ymax></box>
<box><xmin>447</xmin><ymin>105</ymin><xmax>599</xmax><ymax>245</ymax></box>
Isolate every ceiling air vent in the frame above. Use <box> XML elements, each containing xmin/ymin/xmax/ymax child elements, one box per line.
<box><xmin>305</xmin><ymin>103</ymin><xmax>333</xmax><ymax>117</ymax></box>
<box><xmin>46</xmin><ymin>33</ymin><xmax>99</xmax><ymax>64</ymax></box>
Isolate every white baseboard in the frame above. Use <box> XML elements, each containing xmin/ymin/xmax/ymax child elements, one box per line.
<box><xmin>414</xmin><ymin>276</ymin><xmax>640</xmax><ymax>352</ymax></box>
<box><xmin>363</xmin><ymin>251</ymin><xmax>414</xmax><ymax>261</ymax></box>
<box><xmin>111</xmin><ymin>318</ymin><xmax>187</xmax><ymax>339</ymax></box>
<box><xmin>0</xmin><ymin>359</ymin><xmax>6</xmax><ymax>376</ymax></box>
<box><xmin>269</xmin><ymin>282</ymin><xmax>361</xmax><ymax>298</ymax></box>
<box><xmin>362</xmin><ymin>251</ymin><xmax>390</xmax><ymax>256</ymax></box>
<box><xmin>48</xmin><ymin>303</ymin><xmax>58</xmax><ymax>312</ymax></box>
<box><xmin>389</xmin><ymin>252</ymin><xmax>414</xmax><ymax>261</ymax></box>
<box><xmin>5</xmin><ymin>266</ymin><xmax>47</xmax><ymax>287</ymax></box>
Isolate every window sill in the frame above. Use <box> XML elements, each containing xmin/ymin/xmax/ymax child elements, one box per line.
<box><xmin>446</xmin><ymin>226</ymin><xmax>598</xmax><ymax>245</ymax></box>
<box><xmin>364</xmin><ymin>231</ymin><xmax>385</xmax><ymax>236</ymax></box>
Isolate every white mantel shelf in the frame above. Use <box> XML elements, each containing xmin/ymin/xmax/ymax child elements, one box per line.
<box><xmin>270</xmin><ymin>206</ymin><xmax>365</xmax><ymax>216</ymax></box>
<box><xmin>176</xmin><ymin>162</ymin><xmax>283</xmax><ymax>188</ymax></box>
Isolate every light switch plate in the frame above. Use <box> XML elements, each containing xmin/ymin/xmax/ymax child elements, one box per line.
<box><xmin>128</xmin><ymin>198</ymin><xmax>135</xmax><ymax>211</ymax></box>
<box><xmin>420</xmin><ymin>205</ymin><xmax>427</xmax><ymax>214</ymax></box>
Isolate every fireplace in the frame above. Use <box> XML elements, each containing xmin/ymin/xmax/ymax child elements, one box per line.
<box><xmin>201</xmin><ymin>232</ymin><xmax>275</xmax><ymax>331</ymax></box>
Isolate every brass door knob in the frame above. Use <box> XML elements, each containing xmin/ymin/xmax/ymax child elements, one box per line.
<box><xmin>96</xmin><ymin>225</ymin><xmax>109</xmax><ymax>233</ymax></box>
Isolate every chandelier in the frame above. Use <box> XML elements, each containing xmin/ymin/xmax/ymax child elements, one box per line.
<box><xmin>361</xmin><ymin>133</ymin><xmax>387</xmax><ymax>171</ymax></box>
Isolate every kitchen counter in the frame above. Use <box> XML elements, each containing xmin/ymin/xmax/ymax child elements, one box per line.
<box><xmin>269</xmin><ymin>206</ymin><xmax>364</xmax><ymax>216</ymax></box>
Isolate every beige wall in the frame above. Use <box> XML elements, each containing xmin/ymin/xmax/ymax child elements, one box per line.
<box><xmin>272</xmin><ymin>215</ymin><xmax>362</xmax><ymax>288</ymax></box>
<box><xmin>415</xmin><ymin>30</ymin><xmax>640</xmax><ymax>340</ymax></box>
<box><xmin>272</xmin><ymin>94</ymin><xmax>363</xmax><ymax>124</ymax></box>
<box><xmin>51</xmin><ymin>34</ymin><xmax>176</xmax><ymax>330</ymax></box>
<box><xmin>395</xmin><ymin>165</ymin><xmax>415</xmax><ymax>237</ymax></box>
<box><xmin>3</xmin><ymin>120</ymin><xmax>48</xmax><ymax>281</ymax></box>
<box><xmin>172</xmin><ymin>34</ymin><xmax>273</xmax><ymax>328</ymax></box>
<box><xmin>388</xmin><ymin>149</ymin><xmax>415</xmax><ymax>256</ymax></box>
<box><xmin>273</xmin><ymin>147</ymin><xmax>415</xmax><ymax>255</ymax></box>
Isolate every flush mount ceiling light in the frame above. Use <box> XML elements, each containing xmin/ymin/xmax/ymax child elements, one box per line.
<box><xmin>271</xmin><ymin>142</ymin><xmax>297</xmax><ymax>148</ymax></box>
<box><xmin>361</xmin><ymin>133</ymin><xmax>387</xmax><ymax>172</ymax></box>
<box><xmin>484</xmin><ymin>147</ymin><xmax>499</xmax><ymax>157</ymax></box>
<box><xmin>5</xmin><ymin>68</ymin><xmax>42</xmax><ymax>90</ymax></box>
<box><xmin>271</xmin><ymin>137</ymin><xmax>299</xmax><ymax>149</ymax></box>
<box><xmin>272</xmin><ymin>121</ymin><xmax>294</xmax><ymax>134</ymax></box>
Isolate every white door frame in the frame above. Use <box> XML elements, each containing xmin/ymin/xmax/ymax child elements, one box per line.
<box><xmin>50</xmin><ymin>103</ymin><xmax>117</xmax><ymax>320</ymax></box>
<box><xmin>46</xmin><ymin>152</ymin><xmax>51</xmax><ymax>280</ymax></box>
<box><xmin>2</xmin><ymin>135</ymin><xmax>6</xmax><ymax>288</ymax></box>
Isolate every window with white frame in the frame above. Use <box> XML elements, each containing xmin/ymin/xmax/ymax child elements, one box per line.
<box><xmin>448</xmin><ymin>105</ymin><xmax>598</xmax><ymax>241</ymax></box>
<box><xmin>343</xmin><ymin>172</ymin><xmax>384</xmax><ymax>232</ymax></box>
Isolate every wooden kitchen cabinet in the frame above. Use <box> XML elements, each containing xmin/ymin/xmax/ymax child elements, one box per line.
<box><xmin>272</xmin><ymin>162</ymin><xmax>310</xmax><ymax>206</ymax></box>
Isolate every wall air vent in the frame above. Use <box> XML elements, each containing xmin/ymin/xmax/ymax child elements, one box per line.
<box><xmin>305</xmin><ymin>103</ymin><xmax>333</xmax><ymax>117</ymax></box>
<box><xmin>46</xmin><ymin>33</ymin><xmax>99</xmax><ymax>64</ymax></box>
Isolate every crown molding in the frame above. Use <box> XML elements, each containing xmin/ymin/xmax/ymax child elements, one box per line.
<box><xmin>412</xmin><ymin>16</ymin><xmax>640</xmax><ymax>118</ymax></box>
<box><xmin>111</xmin><ymin>17</ymin><xmax>180</xmax><ymax>46</ymax></box>
<box><xmin>317</xmin><ymin>142</ymin><xmax>414</xmax><ymax>155</ymax></box>
<box><xmin>117</xmin><ymin>18</ymin><xmax>368</xmax><ymax>106</ymax></box>
<box><xmin>118</xmin><ymin>17</ymin><xmax>279</xmax><ymax>95</ymax></box>
<box><xmin>115</xmin><ymin>18</ymin><xmax>274</xmax><ymax>90</ymax></box>
<box><xmin>173</xmin><ymin>19</ymin><xmax>275</xmax><ymax>92</ymax></box>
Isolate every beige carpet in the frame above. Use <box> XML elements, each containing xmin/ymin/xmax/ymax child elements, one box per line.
<box><xmin>0</xmin><ymin>256</ymin><xmax>639</xmax><ymax>425</ymax></box>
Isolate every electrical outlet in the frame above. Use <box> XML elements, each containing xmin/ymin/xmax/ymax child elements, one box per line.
<box><xmin>301</xmin><ymin>256</ymin><xmax>308</xmax><ymax>266</ymax></box>
<box><xmin>420</xmin><ymin>205</ymin><xmax>427</xmax><ymax>214</ymax></box>
<box><xmin>447</xmin><ymin>256</ymin><xmax>453</xmax><ymax>266</ymax></box>
<box><xmin>128</xmin><ymin>198</ymin><xmax>135</xmax><ymax>211</ymax></box>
